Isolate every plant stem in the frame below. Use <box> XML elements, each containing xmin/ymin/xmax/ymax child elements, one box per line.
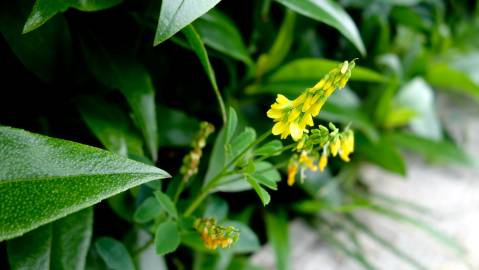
<box><xmin>183</xmin><ymin>130</ymin><xmax>271</xmax><ymax>216</ymax></box>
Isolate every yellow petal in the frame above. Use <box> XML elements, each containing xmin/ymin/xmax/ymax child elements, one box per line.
<box><xmin>267</xmin><ymin>108</ymin><xmax>283</xmax><ymax>119</ymax></box>
<box><xmin>302</xmin><ymin>95</ymin><xmax>313</xmax><ymax>112</ymax></box>
<box><xmin>287</xmin><ymin>108</ymin><xmax>301</xmax><ymax>122</ymax></box>
<box><xmin>330</xmin><ymin>137</ymin><xmax>340</xmax><ymax>157</ymax></box>
<box><xmin>276</xmin><ymin>94</ymin><xmax>291</xmax><ymax>104</ymax></box>
<box><xmin>293</xmin><ymin>93</ymin><xmax>307</xmax><ymax>107</ymax></box>
<box><xmin>319</xmin><ymin>154</ymin><xmax>328</xmax><ymax>172</ymax></box>
<box><xmin>289</xmin><ymin>122</ymin><xmax>303</xmax><ymax>141</ymax></box>
<box><xmin>340</xmin><ymin>61</ymin><xmax>349</xmax><ymax>74</ymax></box>
<box><xmin>287</xmin><ymin>164</ymin><xmax>298</xmax><ymax>186</ymax></box>
<box><xmin>272</xmin><ymin>121</ymin><xmax>287</xmax><ymax>135</ymax></box>
<box><xmin>313</xmin><ymin>79</ymin><xmax>325</xmax><ymax>91</ymax></box>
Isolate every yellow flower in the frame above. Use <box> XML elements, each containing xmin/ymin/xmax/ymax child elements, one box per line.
<box><xmin>330</xmin><ymin>137</ymin><xmax>340</xmax><ymax>157</ymax></box>
<box><xmin>319</xmin><ymin>153</ymin><xmax>328</xmax><ymax>172</ymax></box>
<box><xmin>339</xmin><ymin>130</ymin><xmax>354</xmax><ymax>162</ymax></box>
<box><xmin>194</xmin><ymin>218</ymin><xmax>239</xmax><ymax>250</ymax></box>
<box><xmin>287</xmin><ymin>163</ymin><xmax>298</xmax><ymax>186</ymax></box>
<box><xmin>267</xmin><ymin>60</ymin><xmax>356</xmax><ymax>141</ymax></box>
<box><xmin>299</xmin><ymin>151</ymin><xmax>318</xmax><ymax>171</ymax></box>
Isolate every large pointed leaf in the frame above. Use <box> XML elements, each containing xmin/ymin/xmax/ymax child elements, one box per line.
<box><xmin>0</xmin><ymin>1</ymin><xmax>72</xmax><ymax>82</ymax></box>
<box><xmin>0</xmin><ymin>126</ymin><xmax>170</xmax><ymax>241</ymax></box>
<box><xmin>23</xmin><ymin>0</ymin><xmax>122</xmax><ymax>33</ymax></box>
<box><xmin>275</xmin><ymin>0</ymin><xmax>366</xmax><ymax>55</ymax></box>
<box><xmin>7</xmin><ymin>208</ymin><xmax>93</xmax><ymax>270</ymax></box>
<box><xmin>195</xmin><ymin>10</ymin><xmax>252</xmax><ymax>64</ymax></box>
<box><xmin>82</xmin><ymin>41</ymin><xmax>158</xmax><ymax>161</ymax></box>
<box><xmin>154</xmin><ymin>0</ymin><xmax>221</xmax><ymax>45</ymax></box>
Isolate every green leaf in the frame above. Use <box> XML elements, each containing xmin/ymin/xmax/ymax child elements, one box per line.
<box><xmin>229</xmin><ymin>127</ymin><xmax>257</xmax><ymax>160</ymax></box>
<box><xmin>246</xmin><ymin>175</ymin><xmax>271</xmax><ymax>206</ymax></box>
<box><xmin>133</xmin><ymin>197</ymin><xmax>162</xmax><ymax>223</ymax></box>
<box><xmin>195</xmin><ymin>10</ymin><xmax>252</xmax><ymax>64</ymax></box>
<box><xmin>7</xmin><ymin>225</ymin><xmax>52</xmax><ymax>270</ymax></box>
<box><xmin>254</xmin><ymin>140</ymin><xmax>283</xmax><ymax>157</ymax></box>
<box><xmin>7</xmin><ymin>209</ymin><xmax>93</xmax><ymax>270</ymax></box>
<box><xmin>157</xmin><ymin>105</ymin><xmax>200</xmax><ymax>147</ymax></box>
<box><xmin>426</xmin><ymin>62</ymin><xmax>479</xmax><ymax>100</ymax></box>
<box><xmin>50</xmin><ymin>208</ymin><xmax>93</xmax><ymax>270</ymax></box>
<box><xmin>0</xmin><ymin>126</ymin><xmax>170</xmax><ymax>241</ymax></box>
<box><xmin>250</xmin><ymin>172</ymin><xmax>278</xmax><ymax>190</ymax></box>
<box><xmin>217</xmin><ymin>161</ymin><xmax>281</xmax><ymax>192</ymax></box>
<box><xmin>0</xmin><ymin>1</ymin><xmax>72</xmax><ymax>82</ymax></box>
<box><xmin>23</xmin><ymin>0</ymin><xmax>122</xmax><ymax>33</ymax></box>
<box><xmin>82</xmin><ymin>40</ymin><xmax>158</xmax><ymax>161</ymax></box>
<box><xmin>256</xmin><ymin>10</ymin><xmax>296</xmax><ymax>76</ymax></box>
<box><xmin>95</xmin><ymin>237</ymin><xmax>135</xmax><ymax>270</ymax></box>
<box><xmin>385</xmin><ymin>132</ymin><xmax>472</xmax><ymax>165</ymax></box>
<box><xmin>204</xmin><ymin>197</ymin><xmax>229</xmax><ymax>221</ymax></box>
<box><xmin>78</xmin><ymin>97</ymin><xmax>144</xmax><ymax>157</ymax></box>
<box><xmin>225</xmin><ymin>107</ymin><xmax>238</xmax><ymax>144</ymax></box>
<box><xmin>154</xmin><ymin>191</ymin><xmax>178</xmax><ymax>219</ymax></box>
<box><xmin>274</xmin><ymin>0</ymin><xmax>366</xmax><ymax>55</ymax></box>
<box><xmin>265</xmin><ymin>211</ymin><xmax>290</xmax><ymax>270</ymax></box>
<box><xmin>155</xmin><ymin>220</ymin><xmax>181</xmax><ymax>255</ymax></box>
<box><xmin>248</xmin><ymin>58</ymin><xmax>386</xmax><ymax>94</ymax></box>
<box><xmin>223</xmin><ymin>221</ymin><xmax>260</xmax><ymax>253</ymax></box>
<box><xmin>395</xmin><ymin>78</ymin><xmax>442</xmax><ymax>140</ymax></box>
<box><xmin>154</xmin><ymin>0</ymin><xmax>221</xmax><ymax>45</ymax></box>
<box><xmin>183</xmin><ymin>24</ymin><xmax>226</xmax><ymax>123</ymax></box>
<box><xmin>204</xmin><ymin>129</ymin><xmax>227</xmax><ymax>184</ymax></box>
<box><xmin>356</xmin><ymin>135</ymin><xmax>406</xmax><ymax>175</ymax></box>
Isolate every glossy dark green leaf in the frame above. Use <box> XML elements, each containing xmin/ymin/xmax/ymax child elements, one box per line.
<box><xmin>23</xmin><ymin>0</ymin><xmax>122</xmax><ymax>33</ymax></box>
<box><xmin>0</xmin><ymin>126</ymin><xmax>169</xmax><ymax>241</ymax></box>
<box><xmin>248</xmin><ymin>58</ymin><xmax>387</xmax><ymax>94</ymax></box>
<box><xmin>183</xmin><ymin>24</ymin><xmax>226</xmax><ymax>123</ymax></box>
<box><xmin>133</xmin><ymin>197</ymin><xmax>162</xmax><ymax>223</ymax></box>
<box><xmin>254</xmin><ymin>140</ymin><xmax>283</xmax><ymax>157</ymax></box>
<box><xmin>7</xmin><ymin>225</ymin><xmax>52</xmax><ymax>270</ymax></box>
<box><xmin>154</xmin><ymin>191</ymin><xmax>178</xmax><ymax>219</ymax></box>
<box><xmin>275</xmin><ymin>0</ymin><xmax>366</xmax><ymax>55</ymax></box>
<box><xmin>155</xmin><ymin>220</ymin><xmax>181</xmax><ymax>255</ymax></box>
<box><xmin>0</xmin><ymin>1</ymin><xmax>71</xmax><ymax>82</ymax></box>
<box><xmin>157</xmin><ymin>106</ymin><xmax>200</xmax><ymax>147</ymax></box>
<box><xmin>385</xmin><ymin>132</ymin><xmax>472</xmax><ymax>165</ymax></box>
<box><xmin>265</xmin><ymin>211</ymin><xmax>290</xmax><ymax>270</ymax></box>
<box><xmin>195</xmin><ymin>10</ymin><xmax>252</xmax><ymax>64</ymax></box>
<box><xmin>50</xmin><ymin>208</ymin><xmax>93</xmax><ymax>270</ymax></box>
<box><xmin>7</xmin><ymin>208</ymin><xmax>93</xmax><ymax>270</ymax></box>
<box><xmin>246</xmin><ymin>175</ymin><xmax>271</xmax><ymax>206</ymax></box>
<box><xmin>82</xmin><ymin>41</ymin><xmax>159</xmax><ymax>161</ymax></box>
<box><xmin>95</xmin><ymin>237</ymin><xmax>135</xmax><ymax>270</ymax></box>
<box><xmin>78</xmin><ymin>97</ymin><xmax>144</xmax><ymax>157</ymax></box>
<box><xmin>154</xmin><ymin>0</ymin><xmax>221</xmax><ymax>45</ymax></box>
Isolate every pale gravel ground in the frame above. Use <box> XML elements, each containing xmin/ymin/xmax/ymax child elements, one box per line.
<box><xmin>251</xmin><ymin>94</ymin><xmax>479</xmax><ymax>270</ymax></box>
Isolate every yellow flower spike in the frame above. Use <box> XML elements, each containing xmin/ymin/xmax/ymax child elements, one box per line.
<box><xmin>319</xmin><ymin>153</ymin><xmax>328</xmax><ymax>172</ymax></box>
<box><xmin>287</xmin><ymin>163</ymin><xmax>298</xmax><ymax>186</ymax></box>
<box><xmin>287</xmin><ymin>108</ymin><xmax>301</xmax><ymax>122</ymax></box>
<box><xmin>266</xmin><ymin>108</ymin><xmax>283</xmax><ymax>119</ymax></box>
<box><xmin>330</xmin><ymin>136</ymin><xmax>340</xmax><ymax>156</ymax></box>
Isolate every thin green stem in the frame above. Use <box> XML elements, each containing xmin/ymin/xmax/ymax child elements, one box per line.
<box><xmin>184</xmin><ymin>130</ymin><xmax>271</xmax><ymax>216</ymax></box>
<box><xmin>173</xmin><ymin>180</ymin><xmax>186</xmax><ymax>203</ymax></box>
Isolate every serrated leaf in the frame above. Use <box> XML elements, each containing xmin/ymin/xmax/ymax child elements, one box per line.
<box><xmin>275</xmin><ymin>0</ymin><xmax>366</xmax><ymax>55</ymax></box>
<box><xmin>154</xmin><ymin>191</ymin><xmax>178</xmax><ymax>219</ymax></box>
<box><xmin>155</xmin><ymin>220</ymin><xmax>181</xmax><ymax>256</ymax></box>
<box><xmin>195</xmin><ymin>9</ymin><xmax>252</xmax><ymax>64</ymax></box>
<box><xmin>95</xmin><ymin>237</ymin><xmax>135</xmax><ymax>270</ymax></box>
<box><xmin>23</xmin><ymin>0</ymin><xmax>122</xmax><ymax>33</ymax></box>
<box><xmin>154</xmin><ymin>0</ymin><xmax>221</xmax><ymax>45</ymax></box>
<box><xmin>82</xmin><ymin>40</ymin><xmax>158</xmax><ymax>161</ymax></box>
<box><xmin>133</xmin><ymin>197</ymin><xmax>162</xmax><ymax>223</ymax></box>
<box><xmin>246</xmin><ymin>175</ymin><xmax>271</xmax><ymax>206</ymax></box>
<box><xmin>0</xmin><ymin>126</ymin><xmax>169</xmax><ymax>241</ymax></box>
<box><xmin>78</xmin><ymin>97</ymin><xmax>144</xmax><ymax>157</ymax></box>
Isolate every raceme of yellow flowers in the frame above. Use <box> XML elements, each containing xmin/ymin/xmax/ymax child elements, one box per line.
<box><xmin>194</xmin><ymin>218</ymin><xmax>240</xmax><ymax>250</ymax></box>
<box><xmin>266</xmin><ymin>60</ymin><xmax>357</xmax><ymax>185</ymax></box>
<box><xmin>267</xmin><ymin>60</ymin><xmax>356</xmax><ymax>141</ymax></box>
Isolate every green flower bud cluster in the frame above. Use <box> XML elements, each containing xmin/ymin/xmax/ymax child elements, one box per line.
<box><xmin>180</xmin><ymin>122</ymin><xmax>215</xmax><ymax>182</ymax></box>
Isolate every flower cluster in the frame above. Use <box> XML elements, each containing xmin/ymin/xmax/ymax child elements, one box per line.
<box><xmin>180</xmin><ymin>122</ymin><xmax>215</xmax><ymax>182</ymax></box>
<box><xmin>287</xmin><ymin>123</ymin><xmax>355</xmax><ymax>185</ymax></box>
<box><xmin>194</xmin><ymin>218</ymin><xmax>240</xmax><ymax>250</ymax></box>
<box><xmin>267</xmin><ymin>60</ymin><xmax>356</xmax><ymax>141</ymax></box>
